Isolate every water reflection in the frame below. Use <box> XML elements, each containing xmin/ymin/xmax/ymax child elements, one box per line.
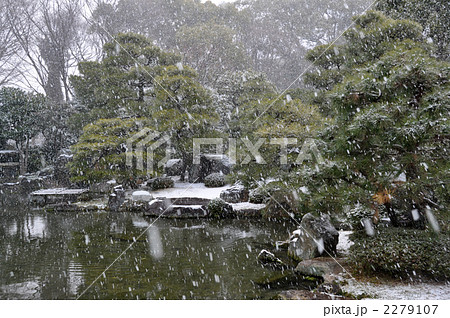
<box><xmin>0</xmin><ymin>204</ymin><xmax>297</xmax><ymax>299</ymax></box>
<box><xmin>147</xmin><ymin>226</ymin><xmax>164</xmax><ymax>260</ymax></box>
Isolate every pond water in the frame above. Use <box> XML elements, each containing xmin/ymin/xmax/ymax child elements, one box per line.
<box><xmin>0</xmin><ymin>203</ymin><xmax>302</xmax><ymax>299</ymax></box>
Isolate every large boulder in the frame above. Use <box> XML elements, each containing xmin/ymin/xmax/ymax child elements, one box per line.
<box><xmin>220</xmin><ymin>185</ymin><xmax>249</xmax><ymax>203</ymax></box>
<box><xmin>131</xmin><ymin>190</ymin><xmax>153</xmax><ymax>202</ymax></box>
<box><xmin>164</xmin><ymin>159</ymin><xmax>184</xmax><ymax>176</ymax></box>
<box><xmin>257</xmin><ymin>249</ymin><xmax>287</xmax><ymax>270</ymax></box>
<box><xmin>189</xmin><ymin>155</ymin><xmax>231</xmax><ymax>183</ymax></box>
<box><xmin>263</xmin><ymin>188</ymin><xmax>299</xmax><ymax>218</ymax></box>
<box><xmin>288</xmin><ymin>213</ymin><xmax>339</xmax><ymax>261</ymax></box>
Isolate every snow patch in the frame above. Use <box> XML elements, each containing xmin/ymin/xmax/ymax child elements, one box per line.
<box><xmin>151</xmin><ymin>182</ymin><xmax>230</xmax><ymax>199</ymax></box>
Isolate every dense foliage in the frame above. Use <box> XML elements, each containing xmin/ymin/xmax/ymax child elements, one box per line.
<box><xmin>0</xmin><ymin>87</ymin><xmax>46</xmax><ymax>174</ymax></box>
<box><xmin>376</xmin><ymin>0</ymin><xmax>449</xmax><ymax>60</ymax></box>
<box><xmin>69</xmin><ymin>33</ymin><xmax>219</xmax><ymax>183</ymax></box>
<box><xmin>349</xmin><ymin>227</ymin><xmax>450</xmax><ymax>279</ymax></box>
<box><xmin>297</xmin><ymin>12</ymin><xmax>449</xmax><ymax>225</ymax></box>
<box><xmin>68</xmin><ymin>118</ymin><xmax>152</xmax><ymax>185</ymax></box>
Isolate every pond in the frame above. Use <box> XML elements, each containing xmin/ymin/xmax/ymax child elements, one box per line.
<box><xmin>0</xmin><ymin>202</ymin><xmax>304</xmax><ymax>299</ymax></box>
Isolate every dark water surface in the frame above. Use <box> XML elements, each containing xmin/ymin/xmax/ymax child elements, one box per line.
<box><xmin>0</xmin><ymin>202</ymin><xmax>298</xmax><ymax>299</ymax></box>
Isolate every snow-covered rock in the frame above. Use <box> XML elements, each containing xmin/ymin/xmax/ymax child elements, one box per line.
<box><xmin>131</xmin><ymin>190</ymin><xmax>153</xmax><ymax>202</ymax></box>
<box><xmin>288</xmin><ymin>213</ymin><xmax>339</xmax><ymax>260</ymax></box>
<box><xmin>220</xmin><ymin>185</ymin><xmax>249</xmax><ymax>203</ymax></box>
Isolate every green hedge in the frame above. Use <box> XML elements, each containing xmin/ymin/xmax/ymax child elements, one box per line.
<box><xmin>349</xmin><ymin>227</ymin><xmax>449</xmax><ymax>280</ymax></box>
<box><xmin>207</xmin><ymin>198</ymin><xmax>233</xmax><ymax>218</ymax></box>
<box><xmin>204</xmin><ymin>173</ymin><xmax>226</xmax><ymax>188</ymax></box>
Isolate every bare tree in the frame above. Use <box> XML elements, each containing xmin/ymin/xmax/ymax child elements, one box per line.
<box><xmin>5</xmin><ymin>0</ymin><xmax>93</xmax><ymax>103</ymax></box>
<box><xmin>0</xmin><ymin>0</ymin><xmax>21</xmax><ymax>86</ymax></box>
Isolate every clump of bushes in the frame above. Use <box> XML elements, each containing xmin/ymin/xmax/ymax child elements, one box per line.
<box><xmin>148</xmin><ymin>177</ymin><xmax>174</xmax><ymax>190</ymax></box>
<box><xmin>204</xmin><ymin>173</ymin><xmax>226</xmax><ymax>187</ymax></box>
<box><xmin>207</xmin><ymin>198</ymin><xmax>233</xmax><ymax>218</ymax></box>
<box><xmin>349</xmin><ymin>227</ymin><xmax>450</xmax><ymax>280</ymax></box>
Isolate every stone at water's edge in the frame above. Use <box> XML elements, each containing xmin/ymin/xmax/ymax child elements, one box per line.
<box><xmin>144</xmin><ymin>197</ymin><xmax>209</xmax><ymax>218</ymax></box>
<box><xmin>288</xmin><ymin>213</ymin><xmax>339</xmax><ymax>260</ymax></box>
<box><xmin>257</xmin><ymin>250</ymin><xmax>284</xmax><ymax>265</ymax></box>
<box><xmin>294</xmin><ymin>257</ymin><xmax>345</xmax><ymax>283</ymax></box>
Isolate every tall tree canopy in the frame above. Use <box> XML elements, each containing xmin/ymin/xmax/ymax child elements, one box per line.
<box><xmin>298</xmin><ymin>11</ymin><xmax>449</xmax><ymax>226</ymax></box>
<box><xmin>69</xmin><ymin>33</ymin><xmax>219</xmax><ymax>183</ymax></box>
<box><xmin>376</xmin><ymin>0</ymin><xmax>450</xmax><ymax>60</ymax></box>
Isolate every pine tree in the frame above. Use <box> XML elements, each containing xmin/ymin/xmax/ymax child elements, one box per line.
<box><xmin>69</xmin><ymin>33</ymin><xmax>220</xmax><ymax>182</ymax></box>
<box><xmin>300</xmin><ymin>11</ymin><xmax>449</xmax><ymax>226</ymax></box>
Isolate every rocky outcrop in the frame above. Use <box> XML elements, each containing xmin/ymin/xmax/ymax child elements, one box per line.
<box><xmin>220</xmin><ymin>185</ymin><xmax>249</xmax><ymax>203</ymax></box>
<box><xmin>288</xmin><ymin>213</ymin><xmax>339</xmax><ymax>260</ymax></box>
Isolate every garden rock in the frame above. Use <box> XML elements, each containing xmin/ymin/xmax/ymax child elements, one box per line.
<box><xmin>131</xmin><ymin>190</ymin><xmax>153</xmax><ymax>202</ymax></box>
<box><xmin>220</xmin><ymin>185</ymin><xmax>249</xmax><ymax>203</ymax></box>
<box><xmin>288</xmin><ymin>213</ymin><xmax>339</xmax><ymax>260</ymax></box>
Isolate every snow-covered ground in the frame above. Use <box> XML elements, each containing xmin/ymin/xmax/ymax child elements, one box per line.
<box><xmin>336</xmin><ymin>230</ymin><xmax>449</xmax><ymax>300</ymax></box>
<box><xmin>150</xmin><ymin>182</ymin><xmax>230</xmax><ymax>199</ymax></box>
<box><xmin>342</xmin><ymin>280</ymin><xmax>450</xmax><ymax>300</ymax></box>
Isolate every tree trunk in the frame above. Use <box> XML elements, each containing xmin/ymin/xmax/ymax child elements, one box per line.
<box><xmin>19</xmin><ymin>149</ymin><xmax>25</xmax><ymax>176</ymax></box>
<box><xmin>24</xmin><ymin>136</ymin><xmax>29</xmax><ymax>174</ymax></box>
